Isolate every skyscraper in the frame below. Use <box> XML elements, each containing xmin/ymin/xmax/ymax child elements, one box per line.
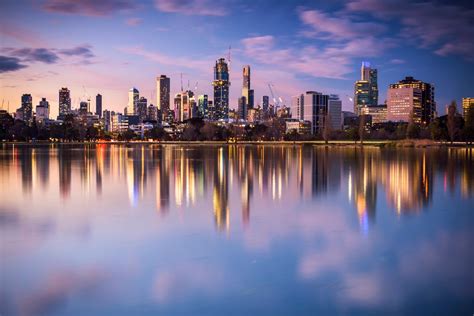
<box><xmin>462</xmin><ymin>97</ymin><xmax>474</xmax><ymax>119</ymax></box>
<box><xmin>242</xmin><ymin>65</ymin><xmax>254</xmax><ymax>109</ymax></box>
<box><xmin>21</xmin><ymin>94</ymin><xmax>33</xmax><ymax>122</ymax></box>
<box><xmin>262</xmin><ymin>95</ymin><xmax>269</xmax><ymax>119</ymax></box>
<box><xmin>387</xmin><ymin>77</ymin><xmax>435</xmax><ymax>125</ymax></box>
<box><xmin>95</xmin><ymin>94</ymin><xmax>102</xmax><ymax>118</ymax></box>
<box><xmin>174</xmin><ymin>90</ymin><xmax>196</xmax><ymax>122</ymax></box>
<box><xmin>136</xmin><ymin>97</ymin><xmax>148</xmax><ymax>122</ymax></box>
<box><xmin>354</xmin><ymin>62</ymin><xmax>378</xmax><ymax>115</ymax></box>
<box><xmin>292</xmin><ymin>91</ymin><xmax>328</xmax><ymax>135</ymax></box>
<box><xmin>237</xmin><ymin>96</ymin><xmax>247</xmax><ymax>121</ymax></box>
<box><xmin>328</xmin><ymin>95</ymin><xmax>342</xmax><ymax>130</ymax></box>
<box><xmin>198</xmin><ymin>94</ymin><xmax>208</xmax><ymax>118</ymax></box>
<box><xmin>58</xmin><ymin>88</ymin><xmax>71</xmax><ymax>117</ymax></box>
<box><xmin>156</xmin><ymin>75</ymin><xmax>170</xmax><ymax>121</ymax></box>
<box><xmin>212</xmin><ymin>58</ymin><xmax>230</xmax><ymax>120</ymax></box>
<box><xmin>127</xmin><ymin>87</ymin><xmax>139</xmax><ymax>115</ymax></box>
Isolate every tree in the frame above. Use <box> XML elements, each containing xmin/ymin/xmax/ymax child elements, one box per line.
<box><xmin>406</xmin><ymin>110</ymin><xmax>420</xmax><ymax>139</ymax></box>
<box><xmin>447</xmin><ymin>101</ymin><xmax>459</xmax><ymax>143</ymax></box>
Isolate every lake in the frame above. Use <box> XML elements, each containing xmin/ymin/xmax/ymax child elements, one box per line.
<box><xmin>1</xmin><ymin>144</ymin><xmax>473</xmax><ymax>315</ymax></box>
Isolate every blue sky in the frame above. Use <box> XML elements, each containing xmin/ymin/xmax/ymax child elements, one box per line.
<box><xmin>0</xmin><ymin>0</ymin><xmax>473</xmax><ymax>117</ymax></box>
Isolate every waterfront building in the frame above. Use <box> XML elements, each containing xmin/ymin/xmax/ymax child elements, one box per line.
<box><xmin>388</xmin><ymin>77</ymin><xmax>435</xmax><ymax>125</ymax></box>
<box><xmin>462</xmin><ymin>97</ymin><xmax>474</xmax><ymax>119</ymax></box>
<box><xmin>237</xmin><ymin>96</ymin><xmax>247</xmax><ymax>121</ymax></box>
<box><xmin>59</xmin><ymin>88</ymin><xmax>71</xmax><ymax>117</ymax></box>
<box><xmin>212</xmin><ymin>58</ymin><xmax>230</xmax><ymax>120</ymax></box>
<box><xmin>95</xmin><ymin>94</ymin><xmax>102</xmax><ymax>118</ymax></box>
<box><xmin>262</xmin><ymin>96</ymin><xmax>269</xmax><ymax>119</ymax></box>
<box><xmin>156</xmin><ymin>75</ymin><xmax>171</xmax><ymax>121</ymax></box>
<box><xmin>136</xmin><ymin>97</ymin><xmax>148</xmax><ymax>123</ymax></box>
<box><xmin>354</xmin><ymin>62</ymin><xmax>378</xmax><ymax>115</ymax></box>
<box><xmin>127</xmin><ymin>87</ymin><xmax>139</xmax><ymax>115</ymax></box>
<box><xmin>174</xmin><ymin>90</ymin><xmax>196</xmax><ymax>122</ymax></box>
<box><xmin>328</xmin><ymin>94</ymin><xmax>342</xmax><ymax>130</ymax></box>
<box><xmin>361</xmin><ymin>104</ymin><xmax>387</xmax><ymax>124</ymax></box>
<box><xmin>198</xmin><ymin>95</ymin><xmax>208</xmax><ymax>118</ymax></box>
<box><xmin>148</xmin><ymin>105</ymin><xmax>159</xmax><ymax>122</ymax></box>
<box><xmin>292</xmin><ymin>91</ymin><xmax>328</xmax><ymax>135</ymax></box>
<box><xmin>35</xmin><ymin>98</ymin><xmax>49</xmax><ymax>123</ymax></box>
<box><xmin>18</xmin><ymin>94</ymin><xmax>33</xmax><ymax>123</ymax></box>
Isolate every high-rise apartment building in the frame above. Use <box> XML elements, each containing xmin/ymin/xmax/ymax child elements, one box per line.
<box><xmin>36</xmin><ymin>98</ymin><xmax>50</xmax><ymax>122</ymax></box>
<box><xmin>95</xmin><ymin>94</ymin><xmax>102</xmax><ymax>118</ymax></box>
<box><xmin>354</xmin><ymin>62</ymin><xmax>378</xmax><ymax>115</ymax></box>
<box><xmin>136</xmin><ymin>97</ymin><xmax>148</xmax><ymax>122</ymax></box>
<box><xmin>242</xmin><ymin>65</ymin><xmax>254</xmax><ymax>110</ymax></box>
<box><xmin>59</xmin><ymin>88</ymin><xmax>71</xmax><ymax>117</ymax></box>
<box><xmin>212</xmin><ymin>58</ymin><xmax>230</xmax><ymax>120</ymax></box>
<box><xmin>127</xmin><ymin>87</ymin><xmax>139</xmax><ymax>115</ymax></box>
<box><xmin>328</xmin><ymin>95</ymin><xmax>342</xmax><ymax>130</ymax></box>
<box><xmin>292</xmin><ymin>91</ymin><xmax>328</xmax><ymax>135</ymax></box>
<box><xmin>237</xmin><ymin>96</ymin><xmax>247</xmax><ymax>121</ymax></box>
<box><xmin>156</xmin><ymin>75</ymin><xmax>170</xmax><ymax>121</ymax></box>
<box><xmin>462</xmin><ymin>97</ymin><xmax>473</xmax><ymax>119</ymax></box>
<box><xmin>387</xmin><ymin>86</ymin><xmax>422</xmax><ymax>123</ymax></box>
<box><xmin>360</xmin><ymin>104</ymin><xmax>387</xmax><ymax>124</ymax></box>
<box><xmin>20</xmin><ymin>94</ymin><xmax>33</xmax><ymax>122</ymax></box>
<box><xmin>387</xmin><ymin>77</ymin><xmax>436</xmax><ymax>125</ymax></box>
<box><xmin>388</xmin><ymin>77</ymin><xmax>435</xmax><ymax>124</ymax></box>
<box><xmin>174</xmin><ymin>90</ymin><xmax>196</xmax><ymax>122</ymax></box>
<box><xmin>198</xmin><ymin>95</ymin><xmax>208</xmax><ymax>118</ymax></box>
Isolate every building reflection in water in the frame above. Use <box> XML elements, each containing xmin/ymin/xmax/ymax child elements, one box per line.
<box><xmin>3</xmin><ymin>145</ymin><xmax>473</xmax><ymax>232</ymax></box>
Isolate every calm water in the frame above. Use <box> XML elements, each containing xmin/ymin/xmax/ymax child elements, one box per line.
<box><xmin>1</xmin><ymin>144</ymin><xmax>473</xmax><ymax>315</ymax></box>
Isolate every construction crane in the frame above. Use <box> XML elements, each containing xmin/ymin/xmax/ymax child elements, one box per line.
<box><xmin>267</xmin><ymin>83</ymin><xmax>283</xmax><ymax>108</ymax></box>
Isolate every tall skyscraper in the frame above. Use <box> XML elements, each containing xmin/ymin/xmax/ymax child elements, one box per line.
<box><xmin>156</xmin><ymin>75</ymin><xmax>170</xmax><ymax>121</ymax></box>
<box><xmin>237</xmin><ymin>96</ymin><xmax>247</xmax><ymax>121</ymax></box>
<box><xmin>292</xmin><ymin>91</ymin><xmax>328</xmax><ymax>135</ymax></box>
<box><xmin>354</xmin><ymin>62</ymin><xmax>378</xmax><ymax>115</ymax></box>
<box><xmin>242</xmin><ymin>65</ymin><xmax>254</xmax><ymax>109</ymax></box>
<box><xmin>387</xmin><ymin>76</ymin><xmax>435</xmax><ymax>124</ymax></box>
<box><xmin>198</xmin><ymin>94</ymin><xmax>208</xmax><ymax>118</ymax></box>
<box><xmin>328</xmin><ymin>94</ymin><xmax>342</xmax><ymax>130</ymax></box>
<box><xmin>462</xmin><ymin>97</ymin><xmax>474</xmax><ymax>119</ymax></box>
<box><xmin>127</xmin><ymin>87</ymin><xmax>139</xmax><ymax>115</ymax></box>
<box><xmin>21</xmin><ymin>94</ymin><xmax>33</xmax><ymax>122</ymax></box>
<box><xmin>174</xmin><ymin>90</ymin><xmax>195</xmax><ymax>122</ymax></box>
<box><xmin>58</xmin><ymin>88</ymin><xmax>71</xmax><ymax>117</ymax></box>
<box><xmin>212</xmin><ymin>58</ymin><xmax>230</xmax><ymax>120</ymax></box>
<box><xmin>136</xmin><ymin>97</ymin><xmax>148</xmax><ymax>122</ymax></box>
<box><xmin>95</xmin><ymin>94</ymin><xmax>102</xmax><ymax>118</ymax></box>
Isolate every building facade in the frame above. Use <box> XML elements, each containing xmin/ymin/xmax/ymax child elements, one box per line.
<box><xmin>198</xmin><ymin>94</ymin><xmax>208</xmax><ymax>119</ymax></box>
<box><xmin>36</xmin><ymin>98</ymin><xmax>50</xmax><ymax>123</ymax></box>
<box><xmin>59</xmin><ymin>88</ymin><xmax>71</xmax><ymax>118</ymax></box>
<box><xmin>292</xmin><ymin>91</ymin><xmax>328</xmax><ymax>135</ymax></box>
<box><xmin>95</xmin><ymin>94</ymin><xmax>102</xmax><ymax>118</ymax></box>
<box><xmin>20</xmin><ymin>94</ymin><xmax>33</xmax><ymax>123</ymax></box>
<box><xmin>462</xmin><ymin>97</ymin><xmax>473</xmax><ymax>119</ymax></box>
<box><xmin>354</xmin><ymin>62</ymin><xmax>378</xmax><ymax>115</ymax></box>
<box><xmin>388</xmin><ymin>76</ymin><xmax>435</xmax><ymax>125</ymax></box>
<box><xmin>212</xmin><ymin>58</ymin><xmax>230</xmax><ymax>120</ymax></box>
<box><xmin>328</xmin><ymin>94</ymin><xmax>342</xmax><ymax>130</ymax></box>
<box><xmin>387</xmin><ymin>85</ymin><xmax>422</xmax><ymax>123</ymax></box>
<box><xmin>156</xmin><ymin>75</ymin><xmax>171</xmax><ymax>121</ymax></box>
<box><xmin>136</xmin><ymin>97</ymin><xmax>148</xmax><ymax>123</ymax></box>
<box><xmin>360</xmin><ymin>104</ymin><xmax>387</xmax><ymax>124</ymax></box>
<box><xmin>127</xmin><ymin>87</ymin><xmax>139</xmax><ymax>115</ymax></box>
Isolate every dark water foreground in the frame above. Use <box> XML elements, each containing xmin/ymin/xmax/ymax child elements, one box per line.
<box><xmin>1</xmin><ymin>144</ymin><xmax>473</xmax><ymax>315</ymax></box>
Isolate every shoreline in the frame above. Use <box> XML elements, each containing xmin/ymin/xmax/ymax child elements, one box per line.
<box><xmin>2</xmin><ymin>140</ymin><xmax>473</xmax><ymax>148</ymax></box>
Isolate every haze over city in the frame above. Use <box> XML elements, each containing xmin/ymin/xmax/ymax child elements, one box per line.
<box><xmin>1</xmin><ymin>0</ymin><xmax>473</xmax><ymax>119</ymax></box>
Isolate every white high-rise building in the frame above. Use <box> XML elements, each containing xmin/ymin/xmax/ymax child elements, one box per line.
<box><xmin>127</xmin><ymin>87</ymin><xmax>139</xmax><ymax>115</ymax></box>
<box><xmin>292</xmin><ymin>91</ymin><xmax>328</xmax><ymax>135</ymax></box>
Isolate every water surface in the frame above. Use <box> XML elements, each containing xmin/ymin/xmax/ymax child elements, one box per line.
<box><xmin>1</xmin><ymin>144</ymin><xmax>473</xmax><ymax>315</ymax></box>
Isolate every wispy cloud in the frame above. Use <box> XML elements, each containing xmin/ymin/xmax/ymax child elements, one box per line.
<box><xmin>154</xmin><ymin>0</ymin><xmax>228</xmax><ymax>16</ymax></box>
<box><xmin>125</xmin><ymin>17</ymin><xmax>143</xmax><ymax>26</ymax></box>
<box><xmin>1</xmin><ymin>45</ymin><xmax>96</xmax><ymax>72</ymax></box>
<box><xmin>0</xmin><ymin>56</ymin><xmax>28</xmax><ymax>73</ymax></box>
<box><xmin>42</xmin><ymin>0</ymin><xmax>137</xmax><ymax>16</ymax></box>
<box><xmin>346</xmin><ymin>0</ymin><xmax>474</xmax><ymax>61</ymax></box>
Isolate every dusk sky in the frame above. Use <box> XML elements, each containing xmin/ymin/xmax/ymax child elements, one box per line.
<box><xmin>1</xmin><ymin>0</ymin><xmax>473</xmax><ymax>118</ymax></box>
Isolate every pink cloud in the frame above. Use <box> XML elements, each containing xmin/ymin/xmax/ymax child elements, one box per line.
<box><xmin>154</xmin><ymin>0</ymin><xmax>228</xmax><ymax>16</ymax></box>
<box><xmin>42</xmin><ymin>0</ymin><xmax>137</xmax><ymax>16</ymax></box>
<box><xmin>125</xmin><ymin>17</ymin><xmax>143</xmax><ymax>26</ymax></box>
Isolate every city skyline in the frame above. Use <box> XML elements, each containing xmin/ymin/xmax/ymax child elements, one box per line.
<box><xmin>1</xmin><ymin>0</ymin><xmax>473</xmax><ymax>119</ymax></box>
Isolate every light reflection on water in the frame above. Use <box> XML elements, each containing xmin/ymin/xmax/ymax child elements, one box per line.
<box><xmin>0</xmin><ymin>144</ymin><xmax>473</xmax><ymax>315</ymax></box>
